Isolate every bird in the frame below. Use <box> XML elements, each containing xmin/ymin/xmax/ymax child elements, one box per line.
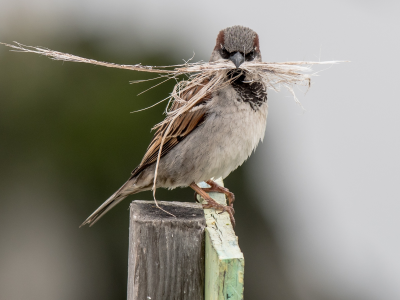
<box><xmin>81</xmin><ymin>25</ymin><xmax>268</xmax><ymax>227</ymax></box>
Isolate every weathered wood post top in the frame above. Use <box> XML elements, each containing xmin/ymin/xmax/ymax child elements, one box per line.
<box><xmin>127</xmin><ymin>178</ymin><xmax>244</xmax><ymax>300</ymax></box>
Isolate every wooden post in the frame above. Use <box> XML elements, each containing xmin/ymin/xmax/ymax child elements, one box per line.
<box><xmin>198</xmin><ymin>179</ymin><xmax>244</xmax><ymax>300</ymax></box>
<box><xmin>127</xmin><ymin>201</ymin><xmax>206</xmax><ymax>300</ymax></box>
<box><xmin>127</xmin><ymin>178</ymin><xmax>244</xmax><ymax>300</ymax></box>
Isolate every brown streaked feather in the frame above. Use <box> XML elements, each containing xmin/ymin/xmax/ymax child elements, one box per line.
<box><xmin>130</xmin><ymin>82</ymin><xmax>211</xmax><ymax>178</ymax></box>
<box><xmin>253</xmin><ymin>34</ymin><xmax>260</xmax><ymax>51</ymax></box>
<box><xmin>214</xmin><ymin>30</ymin><xmax>225</xmax><ymax>51</ymax></box>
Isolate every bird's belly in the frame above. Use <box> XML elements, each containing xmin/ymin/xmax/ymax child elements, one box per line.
<box><xmin>197</xmin><ymin>101</ymin><xmax>268</xmax><ymax>181</ymax></box>
<box><xmin>157</xmin><ymin>99</ymin><xmax>268</xmax><ymax>188</ymax></box>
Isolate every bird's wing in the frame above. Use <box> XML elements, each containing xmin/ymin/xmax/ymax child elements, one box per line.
<box><xmin>131</xmin><ymin>82</ymin><xmax>211</xmax><ymax>178</ymax></box>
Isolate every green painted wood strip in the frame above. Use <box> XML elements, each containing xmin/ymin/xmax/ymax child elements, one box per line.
<box><xmin>198</xmin><ymin>178</ymin><xmax>244</xmax><ymax>300</ymax></box>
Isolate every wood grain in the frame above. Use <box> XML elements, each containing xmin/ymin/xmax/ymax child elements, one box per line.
<box><xmin>128</xmin><ymin>200</ymin><xmax>206</xmax><ymax>300</ymax></box>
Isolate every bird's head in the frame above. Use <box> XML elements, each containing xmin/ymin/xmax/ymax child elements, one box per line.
<box><xmin>210</xmin><ymin>25</ymin><xmax>261</xmax><ymax>68</ymax></box>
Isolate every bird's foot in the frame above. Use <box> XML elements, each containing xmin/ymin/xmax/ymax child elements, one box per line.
<box><xmin>202</xmin><ymin>197</ymin><xmax>236</xmax><ymax>227</ymax></box>
<box><xmin>190</xmin><ymin>182</ymin><xmax>236</xmax><ymax>227</ymax></box>
<box><xmin>202</xmin><ymin>179</ymin><xmax>235</xmax><ymax>207</ymax></box>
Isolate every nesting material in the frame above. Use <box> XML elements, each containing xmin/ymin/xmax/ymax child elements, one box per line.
<box><xmin>1</xmin><ymin>41</ymin><xmax>345</xmax><ymax>195</ymax></box>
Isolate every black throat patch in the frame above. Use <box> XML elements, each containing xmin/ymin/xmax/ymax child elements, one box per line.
<box><xmin>229</xmin><ymin>71</ymin><xmax>267</xmax><ymax>111</ymax></box>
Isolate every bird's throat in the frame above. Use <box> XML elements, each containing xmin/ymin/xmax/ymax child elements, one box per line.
<box><xmin>228</xmin><ymin>69</ymin><xmax>246</xmax><ymax>84</ymax></box>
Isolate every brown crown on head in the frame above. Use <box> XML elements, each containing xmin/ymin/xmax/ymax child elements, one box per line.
<box><xmin>214</xmin><ymin>25</ymin><xmax>260</xmax><ymax>54</ymax></box>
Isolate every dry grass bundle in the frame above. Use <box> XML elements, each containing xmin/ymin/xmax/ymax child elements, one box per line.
<box><xmin>1</xmin><ymin>41</ymin><xmax>346</xmax><ymax>198</ymax></box>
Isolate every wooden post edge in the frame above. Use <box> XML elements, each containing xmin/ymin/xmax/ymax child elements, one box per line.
<box><xmin>198</xmin><ymin>178</ymin><xmax>245</xmax><ymax>300</ymax></box>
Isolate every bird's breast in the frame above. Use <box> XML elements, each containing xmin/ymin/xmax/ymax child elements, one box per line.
<box><xmin>152</xmin><ymin>83</ymin><xmax>268</xmax><ymax>188</ymax></box>
<box><xmin>199</xmin><ymin>84</ymin><xmax>268</xmax><ymax>179</ymax></box>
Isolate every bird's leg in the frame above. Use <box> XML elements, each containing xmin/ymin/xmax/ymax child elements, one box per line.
<box><xmin>190</xmin><ymin>182</ymin><xmax>236</xmax><ymax>227</ymax></box>
<box><xmin>194</xmin><ymin>191</ymin><xmax>201</xmax><ymax>203</ymax></box>
<box><xmin>202</xmin><ymin>180</ymin><xmax>235</xmax><ymax>207</ymax></box>
<box><xmin>192</xmin><ymin>180</ymin><xmax>235</xmax><ymax>206</ymax></box>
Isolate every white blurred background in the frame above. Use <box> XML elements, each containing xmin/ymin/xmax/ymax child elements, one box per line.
<box><xmin>1</xmin><ymin>1</ymin><xmax>399</xmax><ymax>299</ymax></box>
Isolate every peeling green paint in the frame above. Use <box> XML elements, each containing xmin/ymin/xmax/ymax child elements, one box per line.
<box><xmin>198</xmin><ymin>179</ymin><xmax>244</xmax><ymax>300</ymax></box>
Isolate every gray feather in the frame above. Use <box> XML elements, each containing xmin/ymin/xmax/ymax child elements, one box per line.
<box><xmin>223</xmin><ymin>25</ymin><xmax>257</xmax><ymax>54</ymax></box>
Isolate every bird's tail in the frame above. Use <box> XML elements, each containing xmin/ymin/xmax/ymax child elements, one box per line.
<box><xmin>80</xmin><ymin>180</ymin><xmax>137</xmax><ymax>227</ymax></box>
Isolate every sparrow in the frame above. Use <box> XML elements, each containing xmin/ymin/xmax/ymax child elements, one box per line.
<box><xmin>81</xmin><ymin>25</ymin><xmax>267</xmax><ymax>227</ymax></box>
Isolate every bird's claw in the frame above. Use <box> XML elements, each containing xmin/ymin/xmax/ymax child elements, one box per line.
<box><xmin>202</xmin><ymin>201</ymin><xmax>236</xmax><ymax>227</ymax></box>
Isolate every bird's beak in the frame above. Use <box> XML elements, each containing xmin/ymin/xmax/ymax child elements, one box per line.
<box><xmin>229</xmin><ymin>52</ymin><xmax>245</xmax><ymax>68</ymax></box>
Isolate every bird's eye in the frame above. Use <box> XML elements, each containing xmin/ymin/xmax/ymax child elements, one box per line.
<box><xmin>245</xmin><ymin>50</ymin><xmax>255</xmax><ymax>61</ymax></box>
<box><xmin>220</xmin><ymin>47</ymin><xmax>230</xmax><ymax>59</ymax></box>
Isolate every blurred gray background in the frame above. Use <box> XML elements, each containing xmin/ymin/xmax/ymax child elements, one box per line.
<box><xmin>1</xmin><ymin>1</ymin><xmax>399</xmax><ymax>299</ymax></box>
